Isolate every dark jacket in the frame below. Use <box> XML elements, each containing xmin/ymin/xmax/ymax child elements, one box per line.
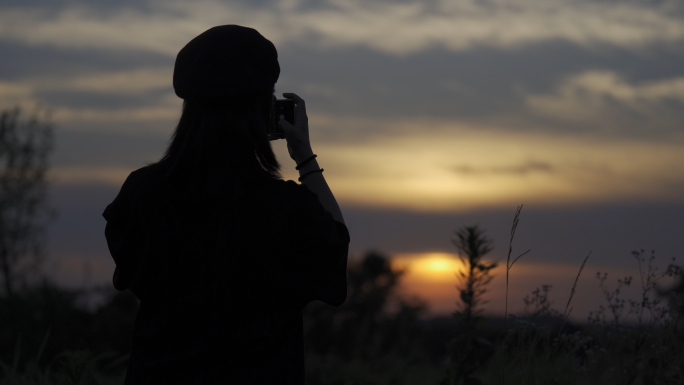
<box><xmin>103</xmin><ymin>165</ymin><xmax>349</xmax><ymax>385</ymax></box>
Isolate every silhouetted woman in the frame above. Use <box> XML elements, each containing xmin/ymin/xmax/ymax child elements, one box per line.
<box><xmin>103</xmin><ymin>25</ymin><xmax>349</xmax><ymax>385</ymax></box>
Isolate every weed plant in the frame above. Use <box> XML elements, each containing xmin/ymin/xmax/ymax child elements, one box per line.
<box><xmin>447</xmin><ymin>225</ymin><xmax>498</xmax><ymax>385</ymax></box>
<box><xmin>448</xmin><ymin>207</ymin><xmax>683</xmax><ymax>385</ymax></box>
<box><xmin>482</xmin><ymin>248</ymin><xmax>684</xmax><ymax>385</ymax></box>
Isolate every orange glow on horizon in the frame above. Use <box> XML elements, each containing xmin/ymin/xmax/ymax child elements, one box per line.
<box><xmin>389</xmin><ymin>252</ymin><xmax>633</xmax><ymax>321</ymax></box>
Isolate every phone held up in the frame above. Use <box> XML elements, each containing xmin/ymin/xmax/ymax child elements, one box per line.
<box><xmin>269</xmin><ymin>98</ymin><xmax>295</xmax><ymax>140</ymax></box>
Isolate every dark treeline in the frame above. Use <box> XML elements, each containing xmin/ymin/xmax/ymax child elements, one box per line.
<box><xmin>1</xmin><ymin>249</ymin><xmax>684</xmax><ymax>384</ymax></box>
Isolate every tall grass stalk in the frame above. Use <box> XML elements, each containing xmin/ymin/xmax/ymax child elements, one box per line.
<box><xmin>502</xmin><ymin>204</ymin><xmax>530</xmax><ymax>385</ymax></box>
<box><xmin>552</xmin><ymin>251</ymin><xmax>591</xmax><ymax>360</ymax></box>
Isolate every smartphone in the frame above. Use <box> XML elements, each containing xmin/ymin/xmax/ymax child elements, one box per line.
<box><xmin>269</xmin><ymin>99</ymin><xmax>295</xmax><ymax>139</ymax></box>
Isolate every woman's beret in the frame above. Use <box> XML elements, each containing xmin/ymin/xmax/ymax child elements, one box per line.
<box><xmin>173</xmin><ymin>25</ymin><xmax>280</xmax><ymax>100</ymax></box>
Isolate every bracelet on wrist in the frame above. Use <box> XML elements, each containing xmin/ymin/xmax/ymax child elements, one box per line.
<box><xmin>295</xmin><ymin>154</ymin><xmax>317</xmax><ymax>170</ymax></box>
<box><xmin>298</xmin><ymin>168</ymin><xmax>324</xmax><ymax>182</ymax></box>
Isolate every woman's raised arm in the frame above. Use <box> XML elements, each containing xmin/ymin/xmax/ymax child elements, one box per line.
<box><xmin>278</xmin><ymin>93</ymin><xmax>345</xmax><ymax>224</ymax></box>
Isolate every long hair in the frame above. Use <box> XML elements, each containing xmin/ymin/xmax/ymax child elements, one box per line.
<box><xmin>154</xmin><ymin>92</ymin><xmax>281</xmax><ymax>193</ymax></box>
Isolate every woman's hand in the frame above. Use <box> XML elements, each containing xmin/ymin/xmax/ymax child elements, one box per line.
<box><xmin>277</xmin><ymin>93</ymin><xmax>345</xmax><ymax>223</ymax></box>
<box><xmin>278</xmin><ymin>93</ymin><xmax>314</xmax><ymax>163</ymax></box>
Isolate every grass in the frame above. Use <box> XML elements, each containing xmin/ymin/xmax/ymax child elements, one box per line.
<box><xmin>503</xmin><ymin>204</ymin><xmax>531</xmax><ymax>385</ymax></box>
<box><xmin>482</xmin><ymin>210</ymin><xmax>684</xmax><ymax>385</ymax></box>
<box><xmin>551</xmin><ymin>250</ymin><xmax>590</xmax><ymax>361</ymax></box>
<box><xmin>0</xmin><ymin>334</ymin><xmax>127</xmax><ymax>385</ymax></box>
<box><xmin>2</xmin><ymin>209</ymin><xmax>683</xmax><ymax>384</ymax></box>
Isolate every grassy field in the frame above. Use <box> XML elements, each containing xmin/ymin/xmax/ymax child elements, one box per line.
<box><xmin>1</xmin><ymin>244</ymin><xmax>682</xmax><ymax>384</ymax></box>
<box><xmin>299</xmin><ymin>248</ymin><xmax>683</xmax><ymax>385</ymax></box>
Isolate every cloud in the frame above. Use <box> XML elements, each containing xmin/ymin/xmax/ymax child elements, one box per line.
<box><xmin>57</xmin><ymin>67</ymin><xmax>173</xmax><ymax>94</ymax></box>
<box><xmin>1</xmin><ymin>0</ymin><xmax>683</xmax><ymax>56</ymax></box>
<box><xmin>0</xmin><ymin>81</ymin><xmax>33</xmax><ymax>106</ymax></box>
<box><xmin>0</xmin><ymin>6</ymin><xmax>195</xmax><ymax>56</ymax></box>
<box><xmin>50</xmin><ymin>166</ymin><xmax>134</xmax><ymax>185</ymax></box>
<box><xmin>452</xmin><ymin>160</ymin><xmax>555</xmax><ymax>176</ymax></box>
<box><xmin>0</xmin><ymin>68</ymin><xmax>180</xmax><ymax>129</ymax></box>
<box><xmin>51</xmin><ymin>103</ymin><xmax>180</xmax><ymax>129</ymax></box>
<box><xmin>526</xmin><ymin>70</ymin><xmax>684</xmax><ymax>125</ymax></box>
<box><xmin>1</xmin><ymin>67</ymin><xmax>172</xmax><ymax>95</ymax></box>
<box><xmin>54</xmin><ymin>112</ymin><xmax>684</xmax><ymax>212</ymax></box>
<box><xmin>271</xmin><ymin>116</ymin><xmax>684</xmax><ymax>211</ymax></box>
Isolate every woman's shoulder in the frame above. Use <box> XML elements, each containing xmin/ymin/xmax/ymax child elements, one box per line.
<box><xmin>103</xmin><ymin>164</ymin><xmax>163</xmax><ymax>221</ymax></box>
<box><xmin>265</xmin><ymin>178</ymin><xmax>321</xmax><ymax>207</ymax></box>
<box><xmin>123</xmin><ymin>164</ymin><xmax>163</xmax><ymax>191</ymax></box>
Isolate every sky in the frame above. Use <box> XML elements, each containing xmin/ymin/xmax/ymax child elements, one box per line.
<box><xmin>1</xmin><ymin>0</ymin><xmax>683</xmax><ymax>321</ymax></box>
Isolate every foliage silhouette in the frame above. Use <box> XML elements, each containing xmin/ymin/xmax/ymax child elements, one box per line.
<box><xmin>303</xmin><ymin>251</ymin><xmax>438</xmax><ymax>385</ymax></box>
<box><xmin>447</xmin><ymin>225</ymin><xmax>498</xmax><ymax>385</ymax></box>
<box><xmin>452</xmin><ymin>225</ymin><xmax>497</xmax><ymax>326</ymax></box>
<box><xmin>0</xmin><ymin>107</ymin><xmax>54</xmax><ymax>297</ymax></box>
<box><xmin>485</xmin><ymin>250</ymin><xmax>684</xmax><ymax>385</ymax></box>
<box><xmin>0</xmin><ymin>281</ymin><xmax>135</xmax><ymax>382</ymax></box>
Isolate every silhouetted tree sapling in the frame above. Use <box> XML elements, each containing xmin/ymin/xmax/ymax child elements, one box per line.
<box><xmin>447</xmin><ymin>225</ymin><xmax>498</xmax><ymax>385</ymax></box>
<box><xmin>453</xmin><ymin>225</ymin><xmax>497</xmax><ymax>326</ymax></box>
<box><xmin>0</xmin><ymin>107</ymin><xmax>53</xmax><ymax>297</ymax></box>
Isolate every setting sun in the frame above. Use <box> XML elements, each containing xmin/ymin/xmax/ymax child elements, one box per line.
<box><xmin>392</xmin><ymin>252</ymin><xmax>464</xmax><ymax>282</ymax></box>
<box><xmin>420</xmin><ymin>258</ymin><xmax>457</xmax><ymax>274</ymax></box>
